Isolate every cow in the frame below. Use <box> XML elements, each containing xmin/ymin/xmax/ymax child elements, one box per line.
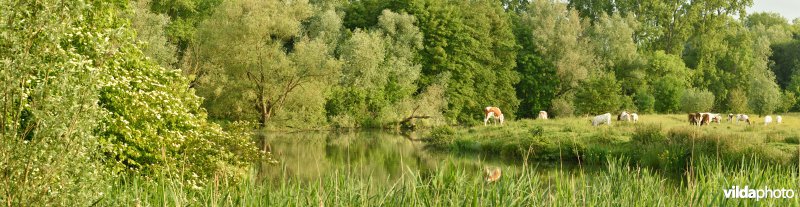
<box><xmin>630</xmin><ymin>113</ymin><xmax>639</xmax><ymax>123</ymax></box>
<box><xmin>483</xmin><ymin>106</ymin><xmax>504</xmax><ymax>126</ymax></box>
<box><xmin>484</xmin><ymin>167</ymin><xmax>501</xmax><ymax>183</ymax></box>
<box><xmin>764</xmin><ymin>115</ymin><xmax>773</xmax><ymax>125</ymax></box>
<box><xmin>777</xmin><ymin>115</ymin><xmax>782</xmax><ymax>124</ymax></box>
<box><xmin>736</xmin><ymin>114</ymin><xmax>751</xmax><ymax>125</ymax></box>
<box><xmin>592</xmin><ymin>113</ymin><xmax>612</xmax><ymax>126</ymax></box>
<box><xmin>617</xmin><ymin>111</ymin><xmax>630</xmax><ymax>121</ymax></box>
<box><xmin>728</xmin><ymin>114</ymin><xmax>735</xmax><ymax>122</ymax></box>
<box><xmin>689</xmin><ymin>113</ymin><xmax>700</xmax><ymax>125</ymax></box>
<box><xmin>708</xmin><ymin>113</ymin><xmax>722</xmax><ymax>124</ymax></box>
<box><xmin>538</xmin><ymin>111</ymin><xmax>548</xmax><ymax>120</ymax></box>
<box><xmin>700</xmin><ymin>113</ymin><xmax>711</xmax><ymax>126</ymax></box>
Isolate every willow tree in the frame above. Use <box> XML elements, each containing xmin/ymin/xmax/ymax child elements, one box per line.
<box><xmin>194</xmin><ymin>0</ymin><xmax>341</xmax><ymax>127</ymax></box>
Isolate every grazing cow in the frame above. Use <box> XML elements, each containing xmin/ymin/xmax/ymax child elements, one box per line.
<box><xmin>484</xmin><ymin>167</ymin><xmax>502</xmax><ymax>183</ymax></box>
<box><xmin>538</xmin><ymin>111</ymin><xmax>548</xmax><ymax>120</ymax></box>
<box><xmin>618</xmin><ymin>111</ymin><xmax>630</xmax><ymax>121</ymax></box>
<box><xmin>630</xmin><ymin>113</ymin><xmax>639</xmax><ymax>123</ymax></box>
<box><xmin>484</xmin><ymin>106</ymin><xmax>504</xmax><ymax>126</ymax></box>
<box><xmin>710</xmin><ymin>113</ymin><xmax>722</xmax><ymax>124</ymax></box>
<box><xmin>689</xmin><ymin>113</ymin><xmax>699</xmax><ymax>125</ymax></box>
<box><xmin>777</xmin><ymin>115</ymin><xmax>782</xmax><ymax>124</ymax></box>
<box><xmin>736</xmin><ymin>114</ymin><xmax>751</xmax><ymax>125</ymax></box>
<box><xmin>764</xmin><ymin>115</ymin><xmax>773</xmax><ymax>125</ymax></box>
<box><xmin>700</xmin><ymin>113</ymin><xmax>711</xmax><ymax>126</ymax></box>
<box><xmin>728</xmin><ymin>114</ymin><xmax>735</xmax><ymax>122</ymax></box>
<box><xmin>592</xmin><ymin>113</ymin><xmax>612</xmax><ymax>126</ymax></box>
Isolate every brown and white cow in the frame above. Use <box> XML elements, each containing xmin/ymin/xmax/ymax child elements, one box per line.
<box><xmin>484</xmin><ymin>106</ymin><xmax>505</xmax><ymax>126</ymax></box>
<box><xmin>689</xmin><ymin>113</ymin><xmax>701</xmax><ymax>125</ymax></box>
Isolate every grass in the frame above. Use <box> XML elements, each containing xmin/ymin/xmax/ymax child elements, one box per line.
<box><xmin>426</xmin><ymin>114</ymin><xmax>800</xmax><ymax>172</ymax></box>
<box><xmin>91</xmin><ymin>114</ymin><xmax>800</xmax><ymax>206</ymax></box>
<box><xmin>96</xmin><ymin>157</ymin><xmax>800</xmax><ymax>206</ymax></box>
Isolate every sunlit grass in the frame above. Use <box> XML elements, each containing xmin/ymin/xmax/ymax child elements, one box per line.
<box><xmin>98</xmin><ymin>157</ymin><xmax>800</xmax><ymax>206</ymax></box>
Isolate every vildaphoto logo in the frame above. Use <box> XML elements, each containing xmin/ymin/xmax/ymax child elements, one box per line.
<box><xmin>723</xmin><ymin>186</ymin><xmax>795</xmax><ymax>201</ymax></box>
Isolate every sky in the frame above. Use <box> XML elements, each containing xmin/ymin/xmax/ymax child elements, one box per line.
<box><xmin>748</xmin><ymin>0</ymin><xmax>800</xmax><ymax>22</ymax></box>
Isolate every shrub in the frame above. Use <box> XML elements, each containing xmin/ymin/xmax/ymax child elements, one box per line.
<box><xmin>784</xmin><ymin>136</ymin><xmax>800</xmax><ymax>144</ymax></box>
<box><xmin>428</xmin><ymin>126</ymin><xmax>456</xmax><ymax>146</ymax></box>
<box><xmin>632</xmin><ymin>124</ymin><xmax>667</xmax><ymax>144</ymax></box>
<box><xmin>551</xmin><ymin>97</ymin><xmax>575</xmax><ymax>117</ymax></box>
<box><xmin>634</xmin><ymin>90</ymin><xmax>655</xmax><ymax>114</ymax></box>
<box><xmin>653</xmin><ymin>76</ymin><xmax>685</xmax><ymax>113</ymax></box>
<box><xmin>574</xmin><ymin>73</ymin><xmax>623</xmax><ymax>115</ymax></box>
<box><xmin>680</xmin><ymin>88</ymin><xmax>715</xmax><ymax>112</ymax></box>
<box><xmin>529</xmin><ymin>126</ymin><xmax>544</xmax><ymax>137</ymax></box>
<box><xmin>748</xmin><ymin>74</ymin><xmax>782</xmax><ymax>116</ymax></box>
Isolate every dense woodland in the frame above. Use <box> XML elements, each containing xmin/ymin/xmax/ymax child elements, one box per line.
<box><xmin>3</xmin><ymin>0</ymin><xmax>800</xmax><ymax>205</ymax></box>
<box><xmin>138</xmin><ymin>0</ymin><xmax>800</xmax><ymax>128</ymax></box>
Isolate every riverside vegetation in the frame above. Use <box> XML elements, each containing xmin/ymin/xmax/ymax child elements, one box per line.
<box><xmin>5</xmin><ymin>0</ymin><xmax>800</xmax><ymax>206</ymax></box>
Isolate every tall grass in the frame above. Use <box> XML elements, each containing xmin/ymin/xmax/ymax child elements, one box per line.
<box><xmin>97</xmin><ymin>157</ymin><xmax>800</xmax><ymax>206</ymax></box>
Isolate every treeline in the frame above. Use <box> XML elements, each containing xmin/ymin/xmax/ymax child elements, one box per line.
<box><xmin>130</xmin><ymin>0</ymin><xmax>800</xmax><ymax>128</ymax></box>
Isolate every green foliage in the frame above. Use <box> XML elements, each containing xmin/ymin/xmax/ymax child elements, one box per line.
<box><xmin>2</xmin><ymin>0</ymin><xmax>259</xmax><ymax>205</ymax></box>
<box><xmin>193</xmin><ymin>0</ymin><xmax>341</xmax><ymax>128</ymax></box>
<box><xmin>519</xmin><ymin>0</ymin><xmax>593</xmax><ymax>98</ymax></box>
<box><xmin>778</xmin><ymin>91</ymin><xmax>797</xmax><ymax>113</ymax></box>
<box><xmin>574</xmin><ymin>73</ymin><xmax>623</xmax><ymax>115</ymax></box>
<box><xmin>407</xmin><ymin>0</ymin><xmax>520</xmax><ymax>124</ymax></box>
<box><xmin>513</xmin><ymin>18</ymin><xmax>558</xmax><ymax>118</ymax></box>
<box><xmin>634</xmin><ymin>89</ymin><xmax>655</xmax><ymax>114</ymax></box>
<box><xmin>0</xmin><ymin>1</ymin><xmax>112</xmax><ymax>204</ymax></box>
<box><xmin>129</xmin><ymin>0</ymin><xmax>178</xmax><ymax>69</ymax></box>
<box><xmin>653</xmin><ymin>76</ymin><xmax>686</xmax><ymax>113</ymax></box>
<box><xmin>428</xmin><ymin>126</ymin><xmax>456</xmax><ymax>146</ymax></box>
<box><xmin>327</xmin><ymin>10</ymin><xmax>442</xmax><ymax>128</ymax></box>
<box><xmin>727</xmin><ymin>88</ymin><xmax>750</xmax><ymax>113</ymax></box>
<box><xmin>680</xmin><ymin>88</ymin><xmax>715</xmax><ymax>112</ymax></box>
<box><xmin>550</xmin><ymin>97</ymin><xmax>575</xmax><ymax>117</ymax></box>
<box><xmin>632</xmin><ymin>124</ymin><xmax>667</xmax><ymax>144</ymax></box>
<box><xmin>748</xmin><ymin>73</ymin><xmax>782</xmax><ymax>116</ymax></box>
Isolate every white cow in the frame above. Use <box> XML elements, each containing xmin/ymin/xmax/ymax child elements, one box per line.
<box><xmin>592</xmin><ymin>113</ymin><xmax>612</xmax><ymax>126</ymax></box>
<box><xmin>777</xmin><ymin>115</ymin><xmax>782</xmax><ymax>124</ymax></box>
<box><xmin>736</xmin><ymin>114</ymin><xmax>751</xmax><ymax>125</ymax></box>
<box><xmin>538</xmin><ymin>111</ymin><xmax>548</xmax><ymax>120</ymax></box>
<box><xmin>630</xmin><ymin>113</ymin><xmax>639</xmax><ymax>123</ymax></box>
<box><xmin>617</xmin><ymin>111</ymin><xmax>630</xmax><ymax>122</ymax></box>
<box><xmin>764</xmin><ymin>115</ymin><xmax>773</xmax><ymax>125</ymax></box>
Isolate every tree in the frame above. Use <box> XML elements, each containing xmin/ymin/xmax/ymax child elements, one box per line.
<box><xmin>652</xmin><ymin>76</ymin><xmax>686</xmax><ymax>113</ymax></box>
<box><xmin>327</xmin><ymin>10</ymin><xmax>430</xmax><ymax>127</ymax></box>
<box><xmin>1</xmin><ymin>0</ymin><xmax>259</xmax><ymax>205</ymax></box>
<box><xmin>588</xmin><ymin>13</ymin><xmax>642</xmax><ymax>94</ymax></box>
<box><xmin>680</xmin><ymin>88</ymin><xmax>715</xmax><ymax>112</ymax></box>
<box><xmin>129</xmin><ymin>0</ymin><xmax>178</xmax><ymax>69</ymax></box>
<box><xmin>407</xmin><ymin>0</ymin><xmax>520</xmax><ymax>124</ymax></box>
<box><xmin>748</xmin><ymin>73</ymin><xmax>782</xmax><ymax>116</ymax></box>
<box><xmin>574</xmin><ymin>73</ymin><xmax>623</xmax><ymax>115</ymax></box>
<box><xmin>149</xmin><ymin>0</ymin><xmax>223</xmax><ymax>63</ymax></box>
<box><xmin>634</xmin><ymin>88</ymin><xmax>656</xmax><ymax>114</ymax></box>
<box><xmin>194</xmin><ymin>0</ymin><xmax>341</xmax><ymax>128</ymax></box>
<box><xmin>515</xmin><ymin>0</ymin><xmax>594</xmax><ymax>116</ymax></box>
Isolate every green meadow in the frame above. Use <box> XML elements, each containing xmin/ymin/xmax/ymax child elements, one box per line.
<box><xmin>94</xmin><ymin>114</ymin><xmax>800</xmax><ymax>206</ymax></box>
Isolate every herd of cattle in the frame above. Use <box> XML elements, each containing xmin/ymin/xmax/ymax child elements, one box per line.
<box><xmin>591</xmin><ymin>111</ymin><xmax>783</xmax><ymax>126</ymax></box>
<box><xmin>483</xmin><ymin>106</ymin><xmax>785</xmax><ymax>127</ymax></box>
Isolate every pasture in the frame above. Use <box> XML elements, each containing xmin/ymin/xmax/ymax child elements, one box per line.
<box><xmin>428</xmin><ymin>113</ymin><xmax>800</xmax><ymax>172</ymax></box>
<box><xmin>96</xmin><ymin>114</ymin><xmax>800</xmax><ymax>206</ymax></box>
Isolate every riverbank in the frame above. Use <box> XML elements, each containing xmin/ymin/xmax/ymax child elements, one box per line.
<box><xmin>98</xmin><ymin>157</ymin><xmax>799</xmax><ymax>206</ymax></box>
